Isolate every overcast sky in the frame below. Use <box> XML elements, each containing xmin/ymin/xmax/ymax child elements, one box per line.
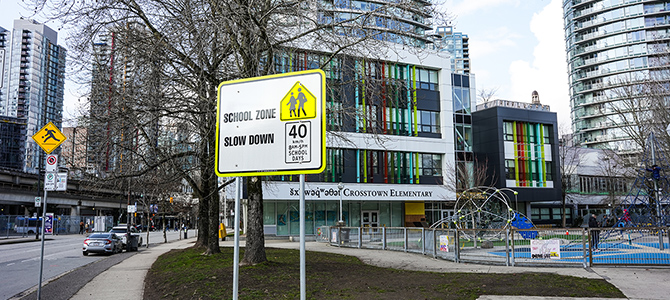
<box><xmin>1</xmin><ymin>0</ymin><xmax>571</xmax><ymax>128</ymax></box>
<box><xmin>446</xmin><ymin>0</ymin><xmax>570</xmax><ymax>127</ymax></box>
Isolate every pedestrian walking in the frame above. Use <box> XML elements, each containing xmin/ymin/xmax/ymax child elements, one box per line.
<box><xmin>589</xmin><ymin>214</ymin><xmax>600</xmax><ymax>250</ymax></box>
<box><xmin>79</xmin><ymin>221</ymin><xmax>84</xmax><ymax>234</ymax></box>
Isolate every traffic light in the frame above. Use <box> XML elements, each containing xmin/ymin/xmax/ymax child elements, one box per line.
<box><xmin>169</xmin><ymin>197</ymin><xmax>173</xmax><ymax>204</ymax></box>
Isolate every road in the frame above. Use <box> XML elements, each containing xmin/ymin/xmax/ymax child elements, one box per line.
<box><xmin>0</xmin><ymin>229</ymin><xmax>191</xmax><ymax>299</ymax></box>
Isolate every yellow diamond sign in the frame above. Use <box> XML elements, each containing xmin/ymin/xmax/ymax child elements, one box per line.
<box><xmin>32</xmin><ymin>122</ymin><xmax>67</xmax><ymax>154</ymax></box>
<box><xmin>280</xmin><ymin>81</ymin><xmax>317</xmax><ymax>121</ymax></box>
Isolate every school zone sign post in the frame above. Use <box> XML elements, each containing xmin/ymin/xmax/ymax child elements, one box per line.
<box><xmin>216</xmin><ymin>69</ymin><xmax>325</xmax><ymax>300</ymax></box>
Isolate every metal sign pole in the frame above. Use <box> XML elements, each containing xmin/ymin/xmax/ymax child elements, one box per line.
<box><xmin>37</xmin><ymin>181</ymin><xmax>48</xmax><ymax>299</ymax></box>
<box><xmin>300</xmin><ymin>174</ymin><xmax>306</xmax><ymax>300</ymax></box>
<box><xmin>232</xmin><ymin>177</ymin><xmax>241</xmax><ymax>300</ymax></box>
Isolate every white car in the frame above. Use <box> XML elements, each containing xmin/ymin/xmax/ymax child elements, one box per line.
<box><xmin>110</xmin><ymin>225</ymin><xmax>143</xmax><ymax>251</ymax></box>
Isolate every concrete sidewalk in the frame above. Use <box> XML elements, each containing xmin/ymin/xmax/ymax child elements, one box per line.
<box><xmin>69</xmin><ymin>237</ymin><xmax>195</xmax><ymax>300</ymax></box>
<box><xmin>70</xmin><ymin>237</ymin><xmax>670</xmax><ymax>300</ymax></box>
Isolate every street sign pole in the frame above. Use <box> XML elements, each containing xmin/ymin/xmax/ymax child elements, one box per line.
<box><xmin>299</xmin><ymin>174</ymin><xmax>306</xmax><ymax>300</ymax></box>
<box><xmin>232</xmin><ymin>177</ymin><xmax>241</xmax><ymax>299</ymax></box>
<box><xmin>37</xmin><ymin>176</ymin><xmax>48</xmax><ymax>300</ymax></box>
<box><xmin>216</xmin><ymin>70</ymin><xmax>324</xmax><ymax>300</ymax></box>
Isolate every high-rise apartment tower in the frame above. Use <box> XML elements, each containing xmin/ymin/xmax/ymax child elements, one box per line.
<box><xmin>0</xmin><ymin>19</ymin><xmax>66</xmax><ymax>173</ymax></box>
<box><xmin>564</xmin><ymin>1</ymin><xmax>670</xmax><ymax>152</ymax></box>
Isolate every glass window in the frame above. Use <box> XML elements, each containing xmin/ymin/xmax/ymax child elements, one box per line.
<box><xmin>505</xmin><ymin>159</ymin><xmax>516</xmax><ymax>180</ymax></box>
<box><xmin>531</xmin><ymin>208</ymin><xmax>540</xmax><ymax>217</ymax></box>
<box><xmin>545</xmin><ymin>162</ymin><xmax>553</xmax><ymax>181</ymax></box>
<box><xmin>263</xmin><ymin>202</ymin><xmax>276</xmax><ymax>224</ymax></box>
<box><xmin>543</xmin><ymin>124</ymin><xmax>551</xmax><ymax>143</ymax></box>
<box><xmin>418</xmin><ymin>110</ymin><xmax>440</xmax><ymax>133</ymax></box>
<box><xmin>503</xmin><ymin>122</ymin><xmax>514</xmax><ymax>141</ymax></box>
<box><xmin>420</xmin><ymin>153</ymin><xmax>442</xmax><ymax>176</ymax></box>
<box><xmin>552</xmin><ymin>208</ymin><xmax>562</xmax><ymax>219</ymax></box>
<box><xmin>540</xmin><ymin>208</ymin><xmax>551</xmax><ymax>220</ymax></box>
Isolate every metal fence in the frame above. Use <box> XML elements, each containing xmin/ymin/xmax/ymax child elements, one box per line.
<box><xmin>320</xmin><ymin>226</ymin><xmax>670</xmax><ymax>267</ymax></box>
<box><xmin>590</xmin><ymin>227</ymin><xmax>670</xmax><ymax>266</ymax></box>
<box><xmin>0</xmin><ymin>215</ymin><xmax>115</xmax><ymax>238</ymax></box>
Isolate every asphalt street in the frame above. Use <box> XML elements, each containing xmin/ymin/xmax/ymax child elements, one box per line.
<box><xmin>1</xmin><ymin>230</ymin><xmax>188</xmax><ymax>300</ymax></box>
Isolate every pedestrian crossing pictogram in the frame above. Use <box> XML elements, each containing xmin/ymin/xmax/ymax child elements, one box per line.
<box><xmin>280</xmin><ymin>82</ymin><xmax>317</xmax><ymax>121</ymax></box>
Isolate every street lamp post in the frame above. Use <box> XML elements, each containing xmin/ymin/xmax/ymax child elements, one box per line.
<box><xmin>337</xmin><ymin>182</ymin><xmax>345</xmax><ymax>226</ymax></box>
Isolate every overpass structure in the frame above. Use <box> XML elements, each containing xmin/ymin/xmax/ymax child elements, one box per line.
<box><xmin>0</xmin><ymin>168</ymin><xmax>139</xmax><ymax>217</ymax></box>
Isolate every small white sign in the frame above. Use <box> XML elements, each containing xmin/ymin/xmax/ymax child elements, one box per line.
<box><xmin>531</xmin><ymin>239</ymin><xmax>561</xmax><ymax>259</ymax></box>
<box><xmin>56</xmin><ymin>173</ymin><xmax>67</xmax><ymax>191</ymax></box>
<box><xmin>46</xmin><ymin>154</ymin><xmax>58</xmax><ymax>172</ymax></box>
<box><xmin>44</xmin><ymin>173</ymin><xmax>56</xmax><ymax>191</ymax></box>
<box><xmin>35</xmin><ymin>197</ymin><xmax>42</xmax><ymax>207</ymax></box>
<box><xmin>439</xmin><ymin>235</ymin><xmax>450</xmax><ymax>252</ymax></box>
<box><xmin>285</xmin><ymin>121</ymin><xmax>312</xmax><ymax>164</ymax></box>
<box><xmin>128</xmin><ymin>205</ymin><xmax>137</xmax><ymax>213</ymax></box>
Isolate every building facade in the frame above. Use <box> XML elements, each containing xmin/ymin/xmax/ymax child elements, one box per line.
<box><xmin>217</xmin><ymin>0</ymin><xmax>477</xmax><ymax>235</ymax></box>
<box><xmin>248</xmin><ymin>53</ymin><xmax>472</xmax><ymax>235</ymax></box>
<box><xmin>472</xmin><ymin>96</ymin><xmax>562</xmax><ymax>225</ymax></box>
<box><xmin>562</xmin><ymin>147</ymin><xmax>629</xmax><ymax>226</ymax></box>
<box><xmin>0</xmin><ymin>19</ymin><xmax>66</xmax><ymax>173</ymax></box>
<box><xmin>0</xmin><ymin>26</ymin><xmax>9</xmax><ymax>110</ymax></box>
<box><xmin>0</xmin><ymin>116</ymin><xmax>26</xmax><ymax>171</ymax></box>
<box><xmin>430</xmin><ymin>26</ymin><xmax>470</xmax><ymax>74</ymax></box>
<box><xmin>564</xmin><ymin>1</ymin><xmax>670</xmax><ymax>151</ymax></box>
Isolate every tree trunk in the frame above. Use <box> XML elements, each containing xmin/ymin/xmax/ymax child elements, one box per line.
<box><xmin>561</xmin><ymin>191</ymin><xmax>567</xmax><ymax>228</ymax></box>
<box><xmin>194</xmin><ymin>187</ymin><xmax>209</xmax><ymax>248</ymax></box>
<box><xmin>206</xmin><ymin>187</ymin><xmax>221</xmax><ymax>254</ymax></box>
<box><xmin>241</xmin><ymin>177</ymin><xmax>266</xmax><ymax>265</ymax></box>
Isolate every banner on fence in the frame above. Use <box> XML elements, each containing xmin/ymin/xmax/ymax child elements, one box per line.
<box><xmin>439</xmin><ymin>235</ymin><xmax>449</xmax><ymax>252</ymax></box>
<box><xmin>44</xmin><ymin>213</ymin><xmax>54</xmax><ymax>235</ymax></box>
<box><xmin>530</xmin><ymin>239</ymin><xmax>560</xmax><ymax>259</ymax></box>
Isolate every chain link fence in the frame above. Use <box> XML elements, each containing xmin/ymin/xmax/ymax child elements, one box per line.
<box><xmin>321</xmin><ymin>226</ymin><xmax>670</xmax><ymax>267</ymax></box>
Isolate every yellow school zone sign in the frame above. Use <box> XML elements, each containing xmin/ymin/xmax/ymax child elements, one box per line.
<box><xmin>280</xmin><ymin>82</ymin><xmax>317</xmax><ymax>121</ymax></box>
<box><xmin>32</xmin><ymin>122</ymin><xmax>67</xmax><ymax>154</ymax></box>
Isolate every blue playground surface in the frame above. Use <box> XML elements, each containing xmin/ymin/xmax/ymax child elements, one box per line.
<box><xmin>489</xmin><ymin>241</ymin><xmax>670</xmax><ymax>264</ymax></box>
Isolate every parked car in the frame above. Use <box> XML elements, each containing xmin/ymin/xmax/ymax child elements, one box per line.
<box><xmin>83</xmin><ymin>233</ymin><xmax>123</xmax><ymax>256</ymax></box>
<box><xmin>110</xmin><ymin>225</ymin><xmax>143</xmax><ymax>250</ymax></box>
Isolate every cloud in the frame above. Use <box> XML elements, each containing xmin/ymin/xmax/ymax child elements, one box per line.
<box><xmin>448</xmin><ymin>0</ymin><xmax>520</xmax><ymax>17</ymax></box>
<box><xmin>508</xmin><ymin>0</ymin><xmax>571</xmax><ymax>127</ymax></box>
<box><xmin>468</xmin><ymin>26</ymin><xmax>523</xmax><ymax>59</ymax></box>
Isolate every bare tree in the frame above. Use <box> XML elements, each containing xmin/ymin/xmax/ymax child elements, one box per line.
<box><xmin>597</xmin><ymin>149</ymin><xmax>634</xmax><ymax>213</ymax></box>
<box><xmin>558</xmin><ymin>125</ymin><xmax>583</xmax><ymax>227</ymax></box>
<box><xmin>477</xmin><ymin>87</ymin><xmax>499</xmax><ymax>104</ymax></box>
<box><xmin>29</xmin><ymin>0</ymin><xmax>452</xmax><ymax>263</ymax></box>
<box><xmin>444</xmin><ymin>156</ymin><xmax>494</xmax><ymax>195</ymax></box>
<box><xmin>602</xmin><ymin>42</ymin><xmax>670</xmax><ymax>155</ymax></box>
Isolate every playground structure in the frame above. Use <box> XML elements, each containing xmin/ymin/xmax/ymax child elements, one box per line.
<box><xmin>612</xmin><ymin>132</ymin><xmax>670</xmax><ymax>228</ymax></box>
<box><xmin>430</xmin><ymin>186</ymin><xmax>538</xmax><ymax>242</ymax></box>
<box><xmin>598</xmin><ymin>132</ymin><xmax>670</xmax><ymax>251</ymax></box>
